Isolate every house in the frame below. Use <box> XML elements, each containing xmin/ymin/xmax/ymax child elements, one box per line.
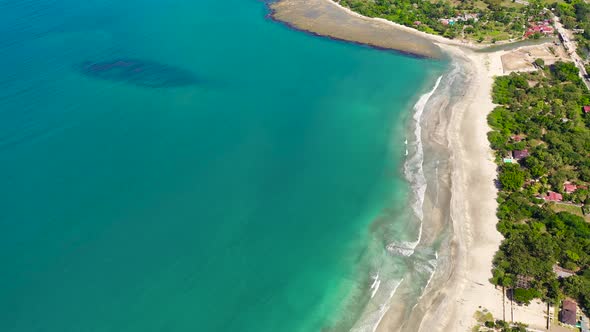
<box><xmin>439</xmin><ymin>18</ymin><xmax>449</xmax><ymax>25</ymax></box>
<box><xmin>503</xmin><ymin>157</ymin><xmax>516</xmax><ymax>164</ymax></box>
<box><xmin>564</xmin><ymin>182</ymin><xmax>577</xmax><ymax>194</ymax></box>
<box><xmin>560</xmin><ymin>299</ymin><xmax>578</xmax><ymax>326</ymax></box>
<box><xmin>583</xmin><ymin>105</ymin><xmax>590</xmax><ymax>113</ymax></box>
<box><xmin>511</xmin><ymin>135</ymin><xmax>524</xmax><ymax>142</ymax></box>
<box><xmin>513</xmin><ymin>149</ymin><xmax>529</xmax><ymax>160</ymax></box>
<box><xmin>524</xmin><ymin>22</ymin><xmax>554</xmax><ymax>38</ymax></box>
<box><xmin>553</xmin><ymin>264</ymin><xmax>575</xmax><ymax>279</ymax></box>
<box><xmin>543</xmin><ymin>191</ymin><xmax>563</xmax><ymax>202</ymax></box>
<box><xmin>413</xmin><ymin>21</ymin><xmax>421</xmax><ymax>26</ymax></box>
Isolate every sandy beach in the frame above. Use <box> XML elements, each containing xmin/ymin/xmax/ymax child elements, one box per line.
<box><xmin>371</xmin><ymin>45</ymin><xmax>510</xmax><ymax>332</ymax></box>
<box><xmin>415</xmin><ymin>45</ymin><xmax>505</xmax><ymax>332</ymax></box>
<box><xmin>269</xmin><ymin>0</ymin><xmax>540</xmax><ymax>330</ymax></box>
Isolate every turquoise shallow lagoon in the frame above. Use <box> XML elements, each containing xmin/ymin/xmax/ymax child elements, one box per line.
<box><xmin>0</xmin><ymin>0</ymin><xmax>445</xmax><ymax>331</ymax></box>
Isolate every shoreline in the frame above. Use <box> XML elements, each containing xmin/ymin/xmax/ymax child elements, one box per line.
<box><xmin>270</xmin><ymin>1</ymin><xmax>507</xmax><ymax>331</ymax></box>
<box><xmin>412</xmin><ymin>45</ymin><xmax>504</xmax><ymax>332</ymax></box>
<box><xmin>375</xmin><ymin>47</ymin><xmax>504</xmax><ymax>332</ymax></box>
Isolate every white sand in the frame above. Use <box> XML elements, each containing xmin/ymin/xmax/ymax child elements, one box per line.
<box><xmin>432</xmin><ymin>45</ymin><xmax>507</xmax><ymax>331</ymax></box>
<box><xmin>422</xmin><ymin>41</ymin><xmax>550</xmax><ymax>332</ymax></box>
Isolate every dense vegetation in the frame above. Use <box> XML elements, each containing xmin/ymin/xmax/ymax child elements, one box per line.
<box><xmin>488</xmin><ymin>61</ymin><xmax>590</xmax><ymax>314</ymax></box>
<box><xmin>554</xmin><ymin>0</ymin><xmax>590</xmax><ymax>58</ymax></box>
<box><xmin>338</xmin><ymin>0</ymin><xmax>548</xmax><ymax>42</ymax></box>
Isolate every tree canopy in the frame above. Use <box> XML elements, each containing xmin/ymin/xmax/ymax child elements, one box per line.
<box><xmin>488</xmin><ymin>63</ymin><xmax>590</xmax><ymax>315</ymax></box>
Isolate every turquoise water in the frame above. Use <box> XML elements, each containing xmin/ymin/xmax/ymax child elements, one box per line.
<box><xmin>0</xmin><ymin>0</ymin><xmax>444</xmax><ymax>331</ymax></box>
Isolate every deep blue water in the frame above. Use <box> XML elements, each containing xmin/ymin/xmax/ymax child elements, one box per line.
<box><xmin>0</xmin><ymin>0</ymin><xmax>444</xmax><ymax>330</ymax></box>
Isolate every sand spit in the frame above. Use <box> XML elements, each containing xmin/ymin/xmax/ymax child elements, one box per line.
<box><xmin>269</xmin><ymin>0</ymin><xmax>444</xmax><ymax>59</ymax></box>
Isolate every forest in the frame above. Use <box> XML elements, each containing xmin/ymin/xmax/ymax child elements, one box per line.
<box><xmin>488</xmin><ymin>61</ymin><xmax>590</xmax><ymax>314</ymax></box>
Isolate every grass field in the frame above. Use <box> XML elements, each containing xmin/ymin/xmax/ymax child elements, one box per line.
<box><xmin>551</xmin><ymin>203</ymin><xmax>586</xmax><ymax>219</ymax></box>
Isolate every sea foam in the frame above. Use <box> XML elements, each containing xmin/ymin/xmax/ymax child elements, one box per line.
<box><xmin>386</xmin><ymin>76</ymin><xmax>442</xmax><ymax>257</ymax></box>
<box><xmin>350</xmin><ymin>278</ymin><xmax>404</xmax><ymax>332</ymax></box>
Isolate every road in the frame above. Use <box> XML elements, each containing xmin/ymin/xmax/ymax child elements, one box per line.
<box><xmin>553</xmin><ymin>15</ymin><xmax>590</xmax><ymax>90</ymax></box>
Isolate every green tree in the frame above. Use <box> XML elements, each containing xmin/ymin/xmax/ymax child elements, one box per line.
<box><xmin>499</xmin><ymin>164</ymin><xmax>525</xmax><ymax>191</ymax></box>
<box><xmin>513</xmin><ymin>288</ymin><xmax>541</xmax><ymax>304</ymax></box>
<box><xmin>552</xmin><ymin>62</ymin><xmax>580</xmax><ymax>82</ymax></box>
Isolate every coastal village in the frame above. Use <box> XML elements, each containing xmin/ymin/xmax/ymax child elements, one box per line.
<box><xmin>270</xmin><ymin>0</ymin><xmax>590</xmax><ymax>331</ymax></box>
<box><xmin>471</xmin><ymin>3</ymin><xmax>590</xmax><ymax>332</ymax></box>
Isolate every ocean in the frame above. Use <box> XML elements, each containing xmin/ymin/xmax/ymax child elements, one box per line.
<box><xmin>0</xmin><ymin>0</ymin><xmax>446</xmax><ymax>331</ymax></box>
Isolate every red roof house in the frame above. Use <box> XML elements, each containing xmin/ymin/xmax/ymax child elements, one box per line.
<box><xmin>511</xmin><ymin>135</ymin><xmax>523</xmax><ymax>142</ymax></box>
<box><xmin>544</xmin><ymin>191</ymin><xmax>563</xmax><ymax>202</ymax></box>
<box><xmin>583</xmin><ymin>105</ymin><xmax>590</xmax><ymax>113</ymax></box>
<box><xmin>564</xmin><ymin>182</ymin><xmax>577</xmax><ymax>194</ymax></box>
<box><xmin>513</xmin><ymin>149</ymin><xmax>529</xmax><ymax>160</ymax></box>
<box><xmin>524</xmin><ymin>24</ymin><xmax>554</xmax><ymax>38</ymax></box>
<box><xmin>560</xmin><ymin>299</ymin><xmax>577</xmax><ymax>326</ymax></box>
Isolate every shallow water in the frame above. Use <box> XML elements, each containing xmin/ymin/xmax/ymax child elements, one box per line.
<box><xmin>0</xmin><ymin>0</ymin><xmax>446</xmax><ymax>331</ymax></box>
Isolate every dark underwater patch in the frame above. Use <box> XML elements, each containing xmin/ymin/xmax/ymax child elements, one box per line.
<box><xmin>79</xmin><ymin>59</ymin><xmax>199</xmax><ymax>88</ymax></box>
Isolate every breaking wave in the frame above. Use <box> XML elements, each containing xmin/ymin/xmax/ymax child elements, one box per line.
<box><xmin>386</xmin><ymin>76</ymin><xmax>442</xmax><ymax>257</ymax></box>
<box><xmin>350</xmin><ymin>278</ymin><xmax>404</xmax><ymax>332</ymax></box>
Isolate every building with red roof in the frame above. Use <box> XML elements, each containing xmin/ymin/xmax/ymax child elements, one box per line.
<box><xmin>543</xmin><ymin>191</ymin><xmax>563</xmax><ymax>202</ymax></box>
<box><xmin>564</xmin><ymin>182</ymin><xmax>577</xmax><ymax>194</ymax></box>
<box><xmin>583</xmin><ymin>105</ymin><xmax>590</xmax><ymax>113</ymax></box>
<box><xmin>524</xmin><ymin>23</ymin><xmax>554</xmax><ymax>38</ymax></box>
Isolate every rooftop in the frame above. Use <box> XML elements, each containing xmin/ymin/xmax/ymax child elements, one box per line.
<box><xmin>544</xmin><ymin>191</ymin><xmax>563</xmax><ymax>202</ymax></box>
<box><xmin>560</xmin><ymin>300</ymin><xmax>577</xmax><ymax>326</ymax></box>
<box><xmin>513</xmin><ymin>149</ymin><xmax>529</xmax><ymax>160</ymax></box>
<box><xmin>564</xmin><ymin>183</ymin><xmax>577</xmax><ymax>194</ymax></box>
<box><xmin>553</xmin><ymin>264</ymin><xmax>575</xmax><ymax>278</ymax></box>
